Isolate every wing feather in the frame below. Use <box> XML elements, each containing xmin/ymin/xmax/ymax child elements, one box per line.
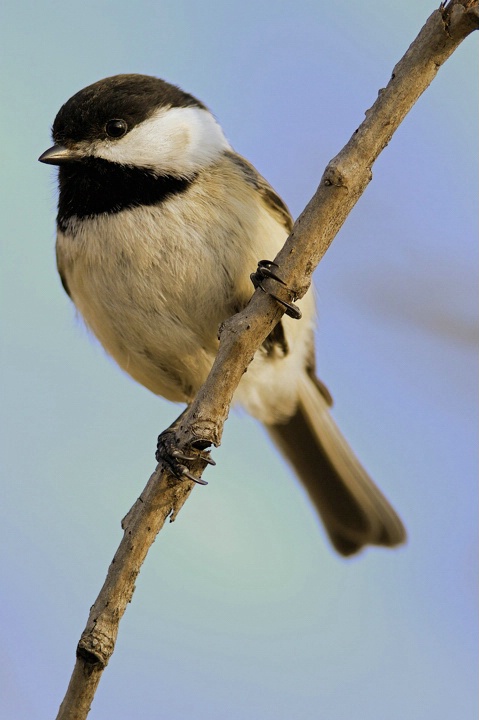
<box><xmin>224</xmin><ymin>151</ymin><xmax>294</xmax><ymax>233</ymax></box>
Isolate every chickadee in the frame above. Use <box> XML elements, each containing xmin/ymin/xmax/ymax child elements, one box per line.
<box><xmin>39</xmin><ymin>74</ymin><xmax>406</xmax><ymax>556</ymax></box>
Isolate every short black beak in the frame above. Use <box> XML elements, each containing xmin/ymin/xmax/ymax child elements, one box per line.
<box><xmin>38</xmin><ymin>144</ymin><xmax>81</xmax><ymax>165</ymax></box>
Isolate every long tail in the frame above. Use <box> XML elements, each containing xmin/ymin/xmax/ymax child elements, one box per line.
<box><xmin>266</xmin><ymin>373</ymin><xmax>406</xmax><ymax>556</ymax></box>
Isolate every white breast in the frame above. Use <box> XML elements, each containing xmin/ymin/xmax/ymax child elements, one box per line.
<box><xmin>56</xmin><ymin>157</ymin><xmax>316</xmax><ymax>420</ymax></box>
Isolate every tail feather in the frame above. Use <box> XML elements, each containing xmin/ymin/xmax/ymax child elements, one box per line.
<box><xmin>266</xmin><ymin>373</ymin><xmax>406</xmax><ymax>556</ymax></box>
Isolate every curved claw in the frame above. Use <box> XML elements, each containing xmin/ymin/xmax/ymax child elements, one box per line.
<box><xmin>255</xmin><ymin>260</ymin><xmax>287</xmax><ymax>285</ymax></box>
<box><xmin>270</xmin><ymin>294</ymin><xmax>302</xmax><ymax>320</ymax></box>
<box><xmin>181</xmin><ymin>468</ymin><xmax>208</xmax><ymax>486</ymax></box>
<box><xmin>170</xmin><ymin>449</ymin><xmax>196</xmax><ymax>462</ymax></box>
<box><xmin>250</xmin><ymin>259</ymin><xmax>302</xmax><ymax>320</ymax></box>
<box><xmin>156</xmin><ymin>429</ymin><xmax>215</xmax><ymax>486</ymax></box>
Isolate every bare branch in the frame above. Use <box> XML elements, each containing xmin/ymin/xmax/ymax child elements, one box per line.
<box><xmin>56</xmin><ymin>3</ymin><xmax>478</xmax><ymax>718</ymax></box>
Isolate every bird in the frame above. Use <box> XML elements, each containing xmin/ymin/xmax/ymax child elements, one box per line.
<box><xmin>39</xmin><ymin>73</ymin><xmax>406</xmax><ymax>556</ymax></box>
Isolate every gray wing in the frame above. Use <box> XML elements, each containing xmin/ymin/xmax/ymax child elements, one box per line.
<box><xmin>224</xmin><ymin>151</ymin><xmax>296</xmax><ymax>358</ymax></box>
<box><xmin>224</xmin><ymin>151</ymin><xmax>294</xmax><ymax>233</ymax></box>
<box><xmin>225</xmin><ymin>151</ymin><xmax>336</xmax><ymax>401</ymax></box>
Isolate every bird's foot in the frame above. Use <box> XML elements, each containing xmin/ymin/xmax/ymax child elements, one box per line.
<box><xmin>250</xmin><ymin>260</ymin><xmax>302</xmax><ymax>319</ymax></box>
<box><xmin>155</xmin><ymin>429</ymin><xmax>216</xmax><ymax>486</ymax></box>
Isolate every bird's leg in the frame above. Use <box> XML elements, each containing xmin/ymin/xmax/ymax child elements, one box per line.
<box><xmin>250</xmin><ymin>260</ymin><xmax>302</xmax><ymax>320</ymax></box>
<box><xmin>156</xmin><ymin>409</ymin><xmax>216</xmax><ymax>485</ymax></box>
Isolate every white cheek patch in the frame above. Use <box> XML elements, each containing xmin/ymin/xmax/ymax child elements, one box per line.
<box><xmin>91</xmin><ymin>106</ymin><xmax>231</xmax><ymax>177</ymax></box>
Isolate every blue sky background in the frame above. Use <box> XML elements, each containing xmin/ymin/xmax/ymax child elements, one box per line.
<box><xmin>1</xmin><ymin>1</ymin><xmax>477</xmax><ymax>718</ymax></box>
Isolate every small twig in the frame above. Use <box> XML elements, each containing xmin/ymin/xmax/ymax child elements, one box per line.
<box><xmin>56</xmin><ymin>3</ymin><xmax>478</xmax><ymax>718</ymax></box>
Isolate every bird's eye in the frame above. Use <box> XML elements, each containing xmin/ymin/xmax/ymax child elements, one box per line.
<box><xmin>105</xmin><ymin>119</ymin><xmax>128</xmax><ymax>138</ymax></box>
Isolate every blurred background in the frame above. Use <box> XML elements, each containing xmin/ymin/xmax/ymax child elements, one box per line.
<box><xmin>1</xmin><ymin>1</ymin><xmax>477</xmax><ymax>718</ymax></box>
